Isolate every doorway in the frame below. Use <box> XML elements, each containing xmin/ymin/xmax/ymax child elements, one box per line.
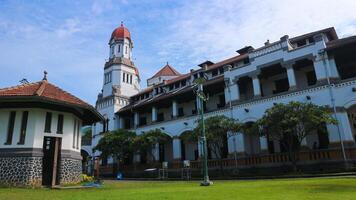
<box><xmin>42</xmin><ymin>137</ymin><xmax>62</xmax><ymax>186</ymax></box>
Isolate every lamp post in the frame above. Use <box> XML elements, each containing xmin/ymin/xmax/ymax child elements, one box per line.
<box><xmin>194</xmin><ymin>78</ymin><xmax>212</xmax><ymax>186</ymax></box>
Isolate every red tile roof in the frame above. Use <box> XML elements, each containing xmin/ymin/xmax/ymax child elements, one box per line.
<box><xmin>111</xmin><ymin>22</ymin><xmax>131</xmax><ymax>41</ymax></box>
<box><xmin>0</xmin><ymin>80</ymin><xmax>91</xmax><ymax>107</ymax></box>
<box><xmin>150</xmin><ymin>64</ymin><xmax>181</xmax><ymax>79</ymax></box>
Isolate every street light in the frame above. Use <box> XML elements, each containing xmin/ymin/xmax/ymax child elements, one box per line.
<box><xmin>193</xmin><ymin>77</ymin><xmax>213</xmax><ymax>186</ymax></box>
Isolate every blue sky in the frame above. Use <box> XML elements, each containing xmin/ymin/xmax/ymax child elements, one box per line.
<box><xmin>1</xmin><ymin>0</ymin><xmax>356</xmax><ymax>105</ymax></box>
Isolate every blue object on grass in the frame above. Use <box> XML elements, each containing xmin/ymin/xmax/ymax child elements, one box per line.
<box><xmin>117</xmin><ymin>172</ymin><xmax>123</xmax><ymax>180</ymax></box>
<box><xmin>82</xmin><ymin>182</ymin><xmax>102</xmax><ymax>188</ymax></box>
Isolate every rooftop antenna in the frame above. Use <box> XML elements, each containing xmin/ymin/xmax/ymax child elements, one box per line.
<box><xmin>43</xmin><ymin>70</ymin><xmax>48</xmax><ymax>81</ymax></box>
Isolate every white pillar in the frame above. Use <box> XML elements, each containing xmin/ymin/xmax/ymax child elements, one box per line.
<box><xmin>225</xmin><ymin>78</ymin><xmax>240</xmax><ymax>104</ymax></box>
<box><xmin>327</xmin><ymin>112</ymin><xmax>354</xmax><ymax>144</ymax></box>
<box><xmin>259</xmin><ymin>136</ymin><xmax>268</xmax><ymax>152</ymax></box>
<box><xmin>134</xmin><ymin>112</ymin><xmax>139</xmax><ymax>127</ymax></box>
<box><xmin>152</xmin><ymin>107</ymin><xmax>157</xmax><ymax>122</ymax></box>
<box><xmin>251</xmin><ymin>74</ymin><xmax>261</xmax><ymax>97</ymax></box>
<box><xmin>313</xmin><ymin>54</ymin><xmax>328</xmax><ymax>83</ymax></box>
<box><xmin>172</xmin><ymin>137</ymin><xmax>182</xmax><ymax>160</ymax></box>
<box><xmin>198</xmin><ymin>140</ymin><xmax>203</xmax><ymax>158</ymax></box>
<box><xmin>172</xmin><ymin>101</ymin><xmax>178</xmax><ymax>118</ymax></box>
<box><xmin>327</xmin><ymin>57</ymin><xmax>340</xmax><ymax>79</ymax></box>
<box><xmin>133</xmin><ymin>153</ymin><xmax>141</xmax><ymax>163</ymax></box>
<box><xmin>228</xmin><ymin>133</ymin><xmax>245</xmax><ymax>154</ymax></box>
<box><xmin>119</xmin><ymin>117</ymin><xmax>125</xmax><ymax>129</ymax></box>
<box><xmin>284</xmin><ymin>63</ymin><xmax>297</xmax><ymax>90</ymax></box>
<box><xmin>152</xmin><ymin>143</ymin><xmax>160</xmax><ymax>162</ymax></box>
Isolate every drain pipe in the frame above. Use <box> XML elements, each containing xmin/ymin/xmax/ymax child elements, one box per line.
<box><xmin>319</xmin><ymin>49</ymin><xmax>347</xmax><ymax>164</ymax></box>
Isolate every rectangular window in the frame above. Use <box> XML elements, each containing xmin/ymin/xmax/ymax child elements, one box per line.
<box><xmin>139</xmin><ymin>117</ymin><xmax>147</xmax><ymax>126</ymax></box>
<box><xmin>157</xmin><ymin>113</ymin><xmax>164</xmax><ymax>122</ymax></box>
<box><xmin>57</xmin><ymin>114</ymin><xmax>64</xmax><ymax>134</ymax></box>
<box><xmin>212</xmin><ymin>69</ymin><xmax>218</xmax><ymax>77</ymax></box>
<box><xmin>104</xmin><ymin>72</ymin><xmax>112</xmax><ymax>84</ymax></box>
<box><xmin>130</xmin><ymin>75</ymin><xmax>132</xmax><ymax>84</ymax></box>
<box><xmin>18</xmin><ymin>111</ymin><xmax>28</xmax><ymax>145</ymax></box>
<box><xmin>125</xmin><ymin>46</ymin><xmax>128</xmax><ymax>54</ymax></box>
<box><xmin>219</xmin><ymin>67</ymin><xmax>224</xmax><ymax>74</ymax></box>
<box><xmin>73</xmin><ymin>120</ymin><xmax>77</xmax><ymax>149</ymax></box>
<box><xmin>118</xmin><ymin>45</ymin><xmax>121</xmax><ymax>52</ymax></box>
<box><xmin>76</xmin><ymin>121</ymin><xmax>80</xmax><ymax>149</ymax></box>
<box><xmin>44</xmin><ymin>112</ymin><xmax>52</xmax><ymax>133</ymax></box>
<box><xmin>123</xmin><ymin>72</ymin><xmax>126</xmax><ymax>82</ymax></box>
<box><xmin>126</xmin><ymin>73</ymin><xmax>129</xmax><ymax>83</ymax></box>
<box><xmin>5</xmin><ymin>111</ymin><xmax>16</xmax><ymax>145</ymax></box>
<box><xmin>178</xmin><ymin>108</ymin><xmax>184</xmax><ymax>117</ymax></box>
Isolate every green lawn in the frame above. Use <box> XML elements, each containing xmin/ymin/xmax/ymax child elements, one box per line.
<box><xmin>1</xmin><ymin>177</ymin><xmax>356</xmax><ymax>200</ymax></box>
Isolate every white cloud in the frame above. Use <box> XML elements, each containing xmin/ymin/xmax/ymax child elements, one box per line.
<box><xmin>91</xmin><ymin>0</ymin><xmax>113</xmax><ymax>15</ymax></box>
<box><xmin>56</xmin><ymin>18</ymin><xmax>82</xmax><ymax>38</ymax></box>
<box><xmin>158</xmin><ymin>0</ymin><xmax>356</xmax><ymax>69</ymax></box>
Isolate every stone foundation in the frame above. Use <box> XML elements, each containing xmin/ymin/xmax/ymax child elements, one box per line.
<box><xmin>59</xmin><ymin>158</ymin><xmax>82</xmax><ymax>184</ymax></box>
<box><xmin>0</xmin><ymin>157</ymin><xmax>42</xmax><ymax>187</ymax></box>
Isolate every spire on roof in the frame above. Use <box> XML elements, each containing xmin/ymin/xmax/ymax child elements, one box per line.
<box><xmin>43</xmin><ymin>70</ymin><xmax>48</xmax><ymax>81</ymax></box>
<box><xmin>121</xmin><ymin>21</ymin><xmax>124</xmax><ymax>27</ymax></box>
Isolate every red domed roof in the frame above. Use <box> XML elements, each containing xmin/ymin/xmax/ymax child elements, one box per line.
<box><xmin>111</xmin><ymin>22</ymin><xmax>131</xmax><ymax>41</ymax></box>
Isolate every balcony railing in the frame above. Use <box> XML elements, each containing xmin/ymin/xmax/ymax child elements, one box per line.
<box><xmin>111</xmin><ymin>148</ymin><xmax>354</xmax><ymax>173</ymax></box>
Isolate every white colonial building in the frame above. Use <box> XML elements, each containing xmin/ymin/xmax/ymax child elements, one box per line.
<box><xmin>89</xmin><ymin>26</ymin><xmax>356</xmax><ymax>176</ymax></box>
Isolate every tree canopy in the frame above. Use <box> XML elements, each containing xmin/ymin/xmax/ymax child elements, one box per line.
<box><xmin>93</xmin><ymin>129</ymin><xmax>136</xmax><ymax>164</ymax></box>
<box><xmin>184</xmin><ymin>115</ymin><xmax>241</xmax><ymax>159</ymax></box>
<box><xmin>133</xmin><ymin>129</ymin><xmax>170</xmax><ymax>161</ymax></box>
<box><xmin>254</xmin><ymin>101</ymin><xmax>337</xmax><ymax>170</ymax></box>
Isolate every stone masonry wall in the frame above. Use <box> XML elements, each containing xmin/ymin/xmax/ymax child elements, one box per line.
<box><xmin>0</xmin><ymin>157</ymin><xmax>42</xmax><ymax>187</ymax></box>
<box><xmin>59</xmin><ymin>158</ymin><xmax>82</xmax><ymax>184</ymax></box>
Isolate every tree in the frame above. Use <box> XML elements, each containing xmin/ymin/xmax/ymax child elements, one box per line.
<box><xmin>133</xmin><ymin>129</ymin><xmax>170</xmax><ymax>162</ymax></box>
<box><xmin>183</xmin><ymin>115</ymin><xmax>241</xmax><ymax>160</ymax></box>
<box><xmin>81</xmin><ymin>126</ymin><xmax>92</xmax><ymax>146</ymax></box>
<box><xmin>255</xmin><ymin>101</ymin><xmax>337</xmax><ymax>172</ymax></box>
<box><xmin>93</xmin><ymin>129</ymin><xmax>136</xmax><ymax>174</ymax></box>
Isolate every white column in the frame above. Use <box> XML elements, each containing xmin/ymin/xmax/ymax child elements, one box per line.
<box><xmin>284</xmin><ymin>63</ymin><xmax>297</xmax><ymax>90</ymax></box>
<box><xmin>172</xmin><ymin>137</ymin><xmax>182</xmax><ymax>160</ymax></box>
<box><xmin>313</xmin><ymin>53</ymin><xmax>328</xmax><ymax>83</ymax></box>
<box><xmin>152</xmin><ymin>143</ymin><xmax>160</xmax><ymax>162</ymax></box>
<box><xmin>327</xmin><ymin>112</ymin><xmax>354</xmax><ymax>144</ymax></box>
<box><xmin>134</xmin><ymin>112</ymin><xmax>139</xmax><ymax>127</ymax></box>
<box><xmin>228</xmin><ymin>133</ymin><xmax>245</xmax><ymax>154</ymax></box>
<box><xmin>172</xmin><ymin>101</ymin><xmax>178</xmax><ymax>118</ymax></box>
<box><xmin>197</xmin><ymin>140</ymin><xmax>203</xmax><ymax>158</ymax></box>
<box><xmin>259</xmin><ymin>136</ymin><xmax>268</xmax><ymax>153</ymax></box>
<box><xmin>327</xmin><ymin>57</ymin><xmax>340</xmax><ymax>79</ymax></box>
<box><xmin>133</xmin><ymin>153</ymin><xmax>141</xmax><ymax>163</ymax></box>
<box><xmin>152</xmin><ymin>107</ymin><xmax>157</xmax><ymax>122</ymax></box>
<box><xmin>119</xmin><ymin>117</ymin><xmax>125</xmax><ymax>129</ymax></box>
<box><xmin>251</xmin><ymin>74</ymin><xmax>261</xmax><ymax>97</ymax></box>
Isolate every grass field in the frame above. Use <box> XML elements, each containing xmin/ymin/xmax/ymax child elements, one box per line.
<box><xmin>1</xmin><ymin>177</ymin><xmax>356</xmax><ymax>200</ymax></box>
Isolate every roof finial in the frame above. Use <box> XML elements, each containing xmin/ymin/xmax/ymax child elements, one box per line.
<box><xmin>121</xmin><ymin>21</ymin><xmax>124</xmax><ymax>27</ymax></box>
<box><xmin>166</xmin><ymin>61</ymin><xmax>169</xmax><ymax>65</ymax></box>
<box><xmin>43</xmin><ymin>70</ymin><xmax>48</xmax><ymax>81</ymax></box>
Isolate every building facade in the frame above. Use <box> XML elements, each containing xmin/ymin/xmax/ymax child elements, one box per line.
<box><xmin>0</xmin><ymin>76</ymin><xmax>102</xmax><ymax>186</ymax></box>
<box><xmin>89</xmin><ymin>26</ymin><xmax>356</xmax><ymax>176</ymax></box>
